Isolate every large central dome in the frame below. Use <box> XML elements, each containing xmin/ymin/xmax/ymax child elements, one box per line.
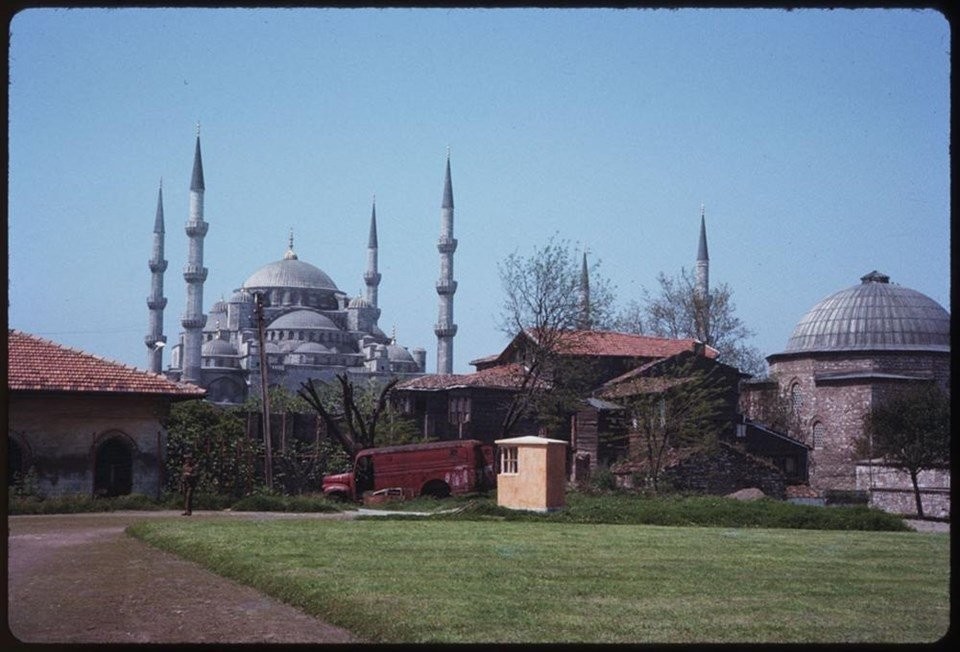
<box><xmin>242</xmin><ymin>246</ymin><xmax>339</xmax><ymax>292</ymax></box>
<box><xmin>782</xmin><ymin>271</ymin><xmax>950</xmax><ymax>354</ymax></box>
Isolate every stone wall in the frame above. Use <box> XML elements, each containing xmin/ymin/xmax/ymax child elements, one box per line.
<box><xmin>614</xmin><ymin>442</ymin><xmax>787</xmax><ymax>499</ymax></box>
<box><xmin>8</xmin><ymin>393</ymin><xmax>172</xmax><ymax>497</ymax></box>
<box><xmin>659</xmin><ymin>442</ymin><xmax>787</xmax><ymax>499</ymax></box>
<box><xmin>856</xmin><ymin>462</ymin><xmax>951</xmax><ymax>519</ymax></box>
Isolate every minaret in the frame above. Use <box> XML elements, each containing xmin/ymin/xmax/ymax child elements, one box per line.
<box><xmin>577</xmin><ymin>251</ymin><xmax>591</xmax><ymax>329</ymax></box>
<box><xmin>434</xmin><ymin>150</ymin><xmax>458</xmax><ymax>374</ymax></box>
<box><xmin>145</xmin><ymin>180</ymin><xmax>168</xmax><ymax>373</ymax></box>
<box><xmin>364</xmin><ymin>196</ymin><xmax>381</xmax><ymax>308</ymax></box>
<box><xmin>180</xmin><ymin>125</ymin><xmax>208</xmax><ymax>384</ymax></box>
<box><xmin>694</xmin><ymin>204</ymin><xmax>711</xmax><ymax>344</ymax></box>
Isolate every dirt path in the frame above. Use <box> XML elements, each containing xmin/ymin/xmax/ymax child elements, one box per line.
<box><xmin>6</xmin><ymin>510</ymin><xmax>362</xmax><ymax>644</ymax></box>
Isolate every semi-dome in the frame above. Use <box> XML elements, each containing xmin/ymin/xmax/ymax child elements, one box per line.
<box><xmin>782</xmin><ymin>271</ymin><xmax>950</xmax><ymax>354</ymax></box>
<box><xmin>229</xmin><ymin>289</ymin><xmax>253</xmax><ymax>303</ymax></box>
<box><xmin>349</xmin><ymin>295</ymin><xmax>372</xmax><ymax>309</ymax></box>
<box><xmin>202</xmin><ymin>338</ymin><xmax>238</xmax><ymax>356</ymax></box>
<box><xmin>295</xmin><ymin>341</ymin><xmax>330</xmax><ymax>354</ymax></box>
<box><xmin>386</xmin><ymin>343</ymin><xmax>415</xmax><ymax>363</ymax></box>
<box><xmin>243</xmin><ymin>257</ymin><xmax>339</xmax><ymax>292</ymax></box>
<box><xmin>267</xmin><ymin>309</ymin><xmax>338</xmax><ymax>331</ymax></box>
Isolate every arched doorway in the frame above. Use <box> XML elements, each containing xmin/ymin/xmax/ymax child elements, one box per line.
<box><xmin>7</xmin><ymin>438</ymin><xmax>24</xmax><ymax>486</ymax></box>
<box><xmin>94</xmin><ymin>437</ymin><xmax>133</xmax><ymax>497</ymax></box>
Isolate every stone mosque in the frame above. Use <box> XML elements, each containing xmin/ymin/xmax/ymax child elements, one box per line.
<box><xmin>742</xmin><ymin>270</ymin><xmax>951</xmax><ymax>512</ymax></box>
<box><xmin>146</xmin><ymin>131</ymin><xmax>459</xmax><ymax>403</ymax></box>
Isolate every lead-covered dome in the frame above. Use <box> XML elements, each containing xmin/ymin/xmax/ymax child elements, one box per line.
<box><xmin>783</xmin><ymin>271</ymin><xmax>950</xmax><ymax>354</ymax></box>
<box><xmin>242</xmin><ymin>244</ymin><xmax>339</xmax><ymax>292</ymax></box>
<box><xmin>268</xmin><ymin>309</ymin><xmax>338</xmax><ymax>331</ymax></box>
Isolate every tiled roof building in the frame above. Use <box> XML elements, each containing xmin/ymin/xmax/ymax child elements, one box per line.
<box><xmin>8</xmin><ymin>330</ymin><xmax>204</xmax><ymax>498</ymax></box>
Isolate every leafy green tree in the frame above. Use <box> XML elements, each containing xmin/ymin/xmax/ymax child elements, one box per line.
<box><xmin>614</xmin><ymin>267</ymin><xmax>766</xmax><ymax>377</ymax></box>
<box><xmin>163</xmin><ymin>399</ymin><xmax>254</xmax><ymax>497</ymax></box>
<box><xmin>496</xmin><ymin>235</ymin><xmax>616</xmax><ymax>437</ymax></box>
<box><xmin>857</xmin><ymin>383</ymin><xmax>950</xmax><ymax>519</ymax></box>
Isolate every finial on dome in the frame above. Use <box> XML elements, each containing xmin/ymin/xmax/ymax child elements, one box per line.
<box><xmin>860</xmin><ymin>270</ymin><xmax>890</xmax><ymax>284</ymax></box>
<box><xmin>283</xmin><ymin>230</ymin><xmax>298</xmax><ymax>260</ymax></box>
<box><xmin>391</xmin><ymin>324</ymin><xmax>397</xmax><ymax>343</ymax></box>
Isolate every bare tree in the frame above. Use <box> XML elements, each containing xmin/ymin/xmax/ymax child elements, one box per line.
<box><xmin>298</xmin><ymin>374</ymin><xmax>401</xmax><ymax>458</ymax></box>
<box><xmin>614</xmin><ymin>267</ymin><xmax>766</xmax><ymax>377</ymax></box>
<box><xmin>496</xmin><ymin>235</ymin><xmax>615</xmax><ymax>437</ymax></box>
<box><xmin>606</xmin><ymin>356</ymin><xmax>731</xmax><ymax>492</ymax></box>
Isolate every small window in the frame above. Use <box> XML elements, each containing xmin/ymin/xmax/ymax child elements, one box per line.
<box><xmin>500</xmin><ymin>446</ymin><xmax>518</xmax><ymax>474</ymax></box>
<box><xmin>448</xmin><ymin>396</ymin><xmax>471</xmax><ymax>424</ymax></box>
<box><xmin>812</xmin><ymin>422</ymin><xmax>825</xmax><ymax>449</ymax></box>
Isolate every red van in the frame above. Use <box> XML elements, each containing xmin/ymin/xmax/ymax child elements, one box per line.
<box><xmin>321</xmin><ymin>439</ymin><xmax>496</xmax><ymax>502</ymax></box>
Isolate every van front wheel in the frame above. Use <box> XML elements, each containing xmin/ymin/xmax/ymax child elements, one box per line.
<box><xmin>420</xmin><ymin>480</ymin><xmax>451</xmax><ymax>499</ymax></box>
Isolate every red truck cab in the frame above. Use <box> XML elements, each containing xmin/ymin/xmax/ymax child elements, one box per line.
<box><xmin>321</xmin><ymin>439</ymin><xmax>496</xmax><ymax>502</ymax></box>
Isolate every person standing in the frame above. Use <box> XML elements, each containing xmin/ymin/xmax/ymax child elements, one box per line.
<box><xmin>181</xmin><ymin>454</ymin><xmax>198</xmax><ymax>516</ymax></box>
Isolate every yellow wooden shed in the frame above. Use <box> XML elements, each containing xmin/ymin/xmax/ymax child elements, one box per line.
<box><xmin>494</xmin><ymin>435</ymin><xmax>568</xmax><ymax>512</ymax></box>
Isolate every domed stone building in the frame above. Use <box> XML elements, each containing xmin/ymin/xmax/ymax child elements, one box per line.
<box><xmin>150</xmin><ymin>132</ymin><xmax>449</xmax><ymax>403</ymax></box>
<box><xmin>744</xmin><ymin>270</ymin><xmax>950</xmax><ymax>506</ymax></box>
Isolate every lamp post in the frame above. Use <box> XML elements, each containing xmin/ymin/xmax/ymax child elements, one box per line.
<box><xmin>253</xmin><ymin>292</ymin><xmax>273</xmax><ymax>489</ymax></box>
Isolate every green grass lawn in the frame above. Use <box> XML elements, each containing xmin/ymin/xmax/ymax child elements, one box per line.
<box><xmin>128</xmin><ymin>518</ymin><xmax>949</xmax><ymax>643</ymax></box>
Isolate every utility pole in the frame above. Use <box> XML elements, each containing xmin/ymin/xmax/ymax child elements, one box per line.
<box><xmin>253</xmin><ymin>292</ymin><xmax>273</xmax><ymax>489</ymax></box>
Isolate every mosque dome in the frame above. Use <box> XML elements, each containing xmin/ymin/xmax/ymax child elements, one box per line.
<box><xmin>242</xmin><ymin>244</ymin><xmax>339</xmax><ymax>292</ymax></box>
<box><xmin>210</xmin><ymin>299</ymin><xmax>229</xmax><ymax>314</ymax></box>
<box><xmin>782</xmin><ymin>271</ymin><xmax>950</xmax><ymax>355</ymax></box>
<box><xmin>267</xmin><ymin>309</ymin><xmax>338</xmax><ymax>331</ymax></box>
<box><xmin>386</xmin><ymin>342</ymin><xmax>415</xmax><ymax>363</ymax></box>
<box><xmin>295</xmin><ymin>341</ymin><xmax>330</xmax><ymax>354</ymax></box>
<box><xmin>202</xmin><ymin>338</ymin><xmax>238</xmax><ymax>356</ymax></box>
<box><xmin>229</xmin><ymin>289</ymin><xmax>253</xmax><ymax>303</ymax></box>
<box><xmin>349</xmin><ymin>295</ymin><xmax>372</xmax><ymax>309</ymax></box>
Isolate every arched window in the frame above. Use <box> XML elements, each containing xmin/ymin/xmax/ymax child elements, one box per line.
<box><xmin>812</xmin><ymin>422</ymin><xmax>825</xmax><ymax>450</ymax></box>
<box><xmin>790</xmin><ymin>382</ymin><xmax>804</xmax><ymax>412</ymax></box>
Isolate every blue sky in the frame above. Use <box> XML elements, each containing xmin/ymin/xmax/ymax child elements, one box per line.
<box><xmin>7</xmin><ymin>7</ymin><xmax>951</xmax><ymax>375</ymax></box>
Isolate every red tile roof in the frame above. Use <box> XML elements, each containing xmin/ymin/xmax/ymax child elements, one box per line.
<box><xmin>396</xmin><ymin>363</ymin><xmax>547</xmax><ymax>391</ymax></box>
<box><xmin>7</xmin><ymin>330</ymin><xmax>206</xmax><ymax>398</ymax></box>
<box><xmin>478</xmin><ymin>330</ymin><xmax>718</xmax><ymax>368</ymax></box>
<box><xmin>541</xmin><ymin>330</ymin><xmax>719</xmax><ymax>358</ymax></box>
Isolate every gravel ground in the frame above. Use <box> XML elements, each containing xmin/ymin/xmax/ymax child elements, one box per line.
<box><xmin>6</xmin><ymin>510</ymin><xmax>362</xmax><ymax>644</ymax></box>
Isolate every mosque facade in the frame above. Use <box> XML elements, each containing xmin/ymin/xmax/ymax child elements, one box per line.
<box><xmin>147</xmin><ymin>132</ymin><xmax>459</xmax><ymax>403</ymax></box>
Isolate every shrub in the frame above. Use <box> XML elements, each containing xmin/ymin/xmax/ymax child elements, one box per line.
<box><xmin>8</xmin><ymin>492</ymin><xmax>163</xmax><ymax>515</ymax></box>
<box><xmin>380</xmin><ymin>491</ymin><xmax>911</xmax><ymax>531</ymax></box>
<box><xmin>230</xmin><ymin>490</ymin><xmax>340</xmax><ymax>513</ymax></box>
<box><xmin>587</xmin><ymin>467</ymin><xmax>618</xmax><ymax>492</ymax></box>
